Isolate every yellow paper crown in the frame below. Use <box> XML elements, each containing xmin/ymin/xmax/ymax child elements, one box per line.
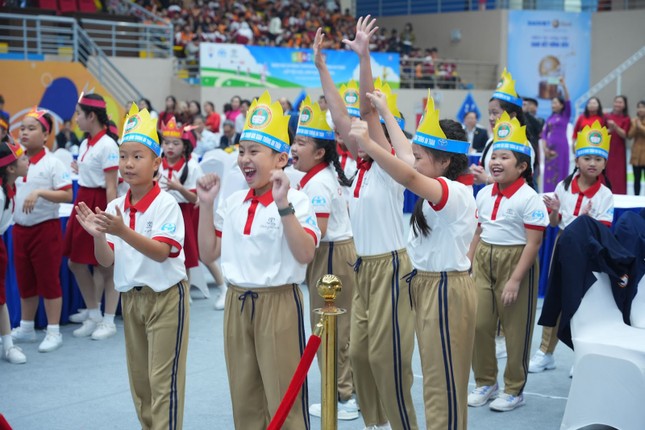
<box><xmin>339</xmin><ymin>80</ymin><xmax>360</xmax><ymax>118</ymax></box>
<box><xmin>241</xmin><ymin>91</ymin><xmax>291</xmax><ymax>153</ymax></box>
<box><xmin>492</xmin><ymin>68</ymin><xmax>522</xmax><ymax>107</ymax></box>
<box><xmin>373</xmin><ymin>78</ymin><xmax>404</xmax><ymax>128</ymax></box>
<box><xmin>575</xmin><ymin>120</ymin><xmax>610</xmax><ymax>159</ymax></box>
<box><xmin>412</xmin><ymin>93</ymin><xmax>469</xmax><ymax>154</ymax></box>
<box><xmin>296</xmin><ymin>96</ymin><xmax>335</xmax><ymax>141</ymax></box>
<box><xmin>121</xmin><ymin>103</ymin><xmax>161</xmax><ymax>156</ymax></box>
<box><xmin>161</xmin><ymin>116</ymin><xmax>182</xmax><ymax>139</ymax></box>
<box><xmin>492</xmin><ymin>111</ymin><xmax>531</xmax><ymax>156</ymax></box>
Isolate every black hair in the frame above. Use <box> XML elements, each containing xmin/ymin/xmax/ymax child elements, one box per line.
<box><xmin>638</xmin><ymin>100</ymin><xmax>645</xmax><ymax>108</ymax></box>
<box><xmin>481</xmin><ymin>97</ymin><xmax>529</xmax><ymax>170</ymax></box>
<box><xmin>189</xmin><ymin>100</ymin><xmax>202</xmax><ymax>115</ymax></box>
<box><xmin>584</xmin><ymin>97</ymin><xmax>604</xmax><ymax>118</ymax></box>
<box><xmin>79</xmin><ymin>94</ymin><xmax>120</xmax><ymax>142</ymax></box>
<box><xmin>165</xmin><ymin>95</ymin><xmax>177</xmax><ymax>111</ymax></box>
<box><xmin>223</xmin><ymin>103</ymin><xmax>232</xmax><ymax>114</ymax></box>
<box><xmin>204</xmin><ymin>101</ymin><xmax>215</xmax><ymax>111</ymax></box>
<box><xmin>0</xmin><ymin>142</ymin><xmax>16</xmax><ymax>209</ymax></box>
<box><xmin>553</xmin><ymin>96</ymin><xmax>566</xmax><ymax>111</ymax></box>
<box><xmin>513</xmin><ymin>152</ymin><xmax>535</xmax><ymax>190</ymax></box>
<box><xmin>139</xmin><ymin>98</ymin><xmax>154</xmax><ymax>112</ymax></box>
<box><xmin>192</xmin><ymin>114</ymin><xmax>204</xmax><ymax>123</ymax></box>
<box><xmin>160</xmin><ymin>134</ymin><xmax>194</xmax><ymax>185</ymax></box>
<box><xmin>410</xmin><ymin>119</ymin><xmax>470</xmax><ymax>237</ymax></box>
<box><xmin>563</xmin><ymin>163</ymin><xmax>612</xmax><ymax>192</ymax></box>
<box><xmin>464</xmin><ymin>110</ymin><xmax>478</xmax><ymax>120</ymax></box>
<box><xmin>614</xmin><ymin>95</ymin><xmax>629</xmax><ymax>116</ymax></box>
<box><xmin>311</xmin><ymin>137</ymin><xmax>353</xmax><ymax>187</ymax></box>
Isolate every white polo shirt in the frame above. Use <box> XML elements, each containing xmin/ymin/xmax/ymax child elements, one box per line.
<box><xmin>477</xmin><ymin>177</ymin><xmax>548</xmax><ymax>245</ymax></box>
<box><xmin>78</xmin><ymin>130</ymin><xmax>119</xmax><ymax>188</ymax></box>
<box><xmin>408</xmin><ymin>176</ymin><xmax>477</xmax><ymax>272</ymax></box>
<box><xmin>339</xmin><ymin>152</ymin><xmax>357</xmax><ymax>180</ymax></box>
<box><xmin>215</xmin><ymin>188</ymin><xmax>321</xmax><ymax>288</ymax></box>
<box><xmin>14</xmin><ymin>149</ymin><xmax>73</xmax><ymax>226</ymax></box>
<box><xmin>554</xmin><ymin>175</ymin><xmax>614</xmax><ymax>230</ymax></box>
<box><xmin>106</xmin><ymin>184</ymin><xmax>186</xmax><ymax>292</ymax></box>
<box><xmin>297</xmin><ymin>162</ymin><xmax>352</xmax><ymax>242</ymax></box>
<box><xmin>349</xmin><ymin>159</ymin><xmax>406</xmax><ymax>256</ymax></box>
<box><xmin>159</xmin><ymin>157</ymin><xmax>203</xmax><ymax>204</ymax></box>
<box><xmin>0</xmin><ymin>187</ymin><xmax>15</xmax><ymax>234</ymax></box>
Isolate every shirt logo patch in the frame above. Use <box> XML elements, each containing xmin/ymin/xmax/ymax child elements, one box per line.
<box><xmin>606</xmin><ymin>207</ymin><xmax>614</xmax><ymax>216</ymax></box>
<box><xmin>108</xmin><ymin>153</ymin><xmax>119</xmax><ymax>162</ymax></box>
<box><xmin>530</xmin><ymin>210</ymin><xmax>545</xmax><ymax>222</ymax></box>
<box><xmin>62</xmin><ymin>172</ymin><xmax>71</xmax><ymax>180</ymax></box>
<box><xmin>311</xmin><ymin>196</ymin><xmax>327</xmax><ymax>206</ymax></box>
<box><xmin>160</xmin><ymin>223</ymin><xmax>176</xmax><ymax>233</ymax></box>
<box><xmin>305</xmin><ymin>216</ymin><xmax>317</xmax><ymax>228</ymax></box>
<box><xmin>263</xmin><ymin>217</ymin><xmax>279</xmax><ymax>230</ymax></box>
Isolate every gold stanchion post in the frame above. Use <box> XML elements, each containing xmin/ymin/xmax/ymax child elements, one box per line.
<box><xmin>314</xmin><ymin>274</ymin><xmax>346</xmax><ymax>430</ymax></box>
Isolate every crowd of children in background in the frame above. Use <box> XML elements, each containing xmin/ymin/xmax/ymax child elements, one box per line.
<box><xmin>0</xmin><ymin>12</ymin><xmax>639</xmax><ymax>430</ymax></box>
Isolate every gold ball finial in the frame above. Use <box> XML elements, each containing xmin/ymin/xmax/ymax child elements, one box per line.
<box><xmin>317</xmin><ymin>274</ymin><xmax>342</xmax><ymax>311</ymax></box>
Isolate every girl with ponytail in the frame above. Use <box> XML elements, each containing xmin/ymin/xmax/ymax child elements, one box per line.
<box><xmin>289</xmin><ymin>97</ymin><xmax>358</xmax><ymax>418</ymax></box>
<box><xmin>63</xmin><ymin>92</ymin><xmax>120</xmax><ymax>341</ymax></box>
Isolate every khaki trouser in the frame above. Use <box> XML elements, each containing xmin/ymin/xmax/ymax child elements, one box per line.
<box><xmin>412</xmin><ymin>270</ymin><xmax>477</xmax><ymax>430</ymax></box>
<box><xmin>472</xmin><ymin>241</ymin><xmax>539</xmax><ymax>396</ymax></box>
<box><xmin>305</xmin><ymin>238</ymin><xmax>356</xmax><ymax>401</ymax></box>
<box><xmin>539</xmin><ymin>320</ymin><xmax>560</xmax><ymax>354</ymax></box>
<box><xmin>225</xmin><ymin>284</ymin><xmax>309</xmax><ymax>430</ymax></box>
<box><xmin>349</xmin><ymin>249</ymin><xmax>418</xmax><ymax>430</ymax></box>
<box><xmin>122</xmin><ymin>281</ymin><xmax>190</xmax><ymax>430</ymax></box>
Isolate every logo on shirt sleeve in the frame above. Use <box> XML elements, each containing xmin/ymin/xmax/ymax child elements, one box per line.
<box><xmin>108</xmin><ymin>153</ymin><xmax>119</xmax><ymax>162</ymax></box>
<box><xmin>305</xmin><ymin>216</ymin><xmax>318</xmax><ymax>228</ymax></box>
<box><xmin>311</xmin><ymin>196</ymin><xmax>327</xmax><ymax>206</ymax></box>
<box><xmin>62</xmin><ymin>172</ymin><xmax>71</xmax><ymax>180</ymax></box>
<box><xmin>530</xmin><ymin>210</ymin><xmax>545</xmax><ymax>222</ymax></box>
<box><xmin>606</xmin><ymin>207</ymin><xmax>614</xmax><ymax>217</ymax></box>
<box><xmin>160</xmin><ymin>223</ymin><xmax>176</xmax><ymax>233</ymax></box>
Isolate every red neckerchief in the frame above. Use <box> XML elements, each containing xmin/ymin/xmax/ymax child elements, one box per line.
<box><xmin>81</xmin><ymin>129</ymin><xmax>108</xmax><ymax>162</ymax></box>
<box><xmin>356</xmin><ymin>158</ymin><xmax>372</xmax><ymax>171</ymax></box>
<box><xmin>162</xmin><ymin>157</ymin><xmax>186</xmax><ymax>180</ymax></box>
<box><xmin>456</xmin><ymin>173</ymin><xmax>474</xmax><ymax>186</ymax></box>
<box><xmin>337</xmin><ymin>143</ymin><xmax>353</xmax><ymax>170</ymax></box>
<box><xmin>353</xmin><ymin>158</ymin><xmax>372</xmax><ymax>198</ymax></box>
<box><xmin>297</xmin><ymin>162</ymin><xmax>328</xmax><ymax>190</ymax></box>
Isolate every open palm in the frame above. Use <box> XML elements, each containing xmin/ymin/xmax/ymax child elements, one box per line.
<box><xmin>342</xmin><ymin>15</ymin><xmax>378</xmax><ymax>57</ymax></box>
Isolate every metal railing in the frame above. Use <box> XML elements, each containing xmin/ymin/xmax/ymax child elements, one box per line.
<box><xmin>81</xmin><ymin>18</ymin><xmax>173</xmax><ymax>58</ymax></box>
<box><xmin>0</xmin><ymin>13</ymin><xmax>143</xmax><ymax>106</ymax></box>
<box><xmin>400</xmin><ymin>57</ymin><xmax>498</xmax><ymax>90</ymax></box>
<box><xmin>574</xmin><ymin>45</ymin><xmax>645</xmax><ymax>117</ymax></box>
<box><xmin>357</xmin><ymin>0</ymin><xmax>645</xmax><ymax>15</ymax></box>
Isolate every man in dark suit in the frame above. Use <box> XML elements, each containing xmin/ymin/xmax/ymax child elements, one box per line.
<box><xmin>219</xmin><ymin>119</ymin><xmax>241</xmax><ymax>149</ymax></box>
<box><xmin>463</xmin><ymin>111</ymin><xmax>488</xmax><ymax>152</ymax></box>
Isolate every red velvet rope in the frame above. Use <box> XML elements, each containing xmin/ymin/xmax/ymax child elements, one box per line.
<box><xmin>267</xmin><ymin>335</ymin><xmax>322</xmax><ymax>430</ymax></box>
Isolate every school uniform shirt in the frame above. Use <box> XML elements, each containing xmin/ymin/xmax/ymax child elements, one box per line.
<box><xmin>554</xmin><ymin>175</ymin><xmax>614</xmax><ymax>230</ymax></box>
<box><xmin>477</xmin><ymin>177</ymin><xmax>549</xmax><ymax>245</ymax></box>
<box><xmin>297</xmin><ymin>162</ymin><xmax>352</xmax><ymax>242</ymax></box>
<box><xmin>349</xmin><ymin>159</ymin><xmax>406</xmax><ymax>256</ymax></box>
<box><xmin>159</xmin><ymin>157</ymin><xmax>203</xmax><ymax>203</ymax></box>
<box><xmin>105</xmin><ymin>183</ymin><xmax>186</xmax><ymax>292</ymax></box>
<box><xmin>215</xmin><ymin>188</ymin><xmax>321</xmax><ymax>288</ymax></box>
<box><xmin>408</xmin><ymin>177</ymin><xmax>477</xmax><ymax>272</ymax></box>
<box><xmin>14</xmin><ymin>149</ymin><xmax>73</xmax><ymax>226</ymax></box>
<box><xmin>0</xmin><ymin>186</ymin><xmax>15</xmax><ymax>234</ymax></box>
<box><xmin>78</xmin><ymin>130</ymin><xmax>119</xmax><ymax>188</ymax></box>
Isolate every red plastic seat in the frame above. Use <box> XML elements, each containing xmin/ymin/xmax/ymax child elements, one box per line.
<box><xmin>36</xmin><ymin>0</ymin><xmax>58</xmax><ymax>11</ymax></box>
<box><xmin>77</xmin><ymin>0</ymin><xmax>97</xmax><ymax>13</ymax></box>
<box><xmin>58</xmin><ymin>0</ymin><xmax>77</xmax><ymax>13</ymax></box>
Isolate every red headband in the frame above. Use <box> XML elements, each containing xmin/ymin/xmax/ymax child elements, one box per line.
<box><xmin>0</xmin><ymin>140</ymin><xmax>24</xmax><ymax>168</ymax></box>
<box><xmin>78</xmin><ymin>92</ymin><xmax>107</xmax><ymax>109</ymax></box>
<box><xmin>25</xmin><ymin>107</ymin><xmax>51</xmax><ymax>134</ymax></box>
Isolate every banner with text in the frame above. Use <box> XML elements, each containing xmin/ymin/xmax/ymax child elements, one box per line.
<box><xmin>507</xmin><ymin>11</ymin><xmax>591</xmax><ymax>120</ymax></box>
<box><xmin>200</xmin><ymin>43</ymin><xmax>400</xmax><ymax>88</ymax></box>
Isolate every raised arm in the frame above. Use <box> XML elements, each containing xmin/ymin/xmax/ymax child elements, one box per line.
<box><xmin>313</xmin><ymin>28</ymin><xmax>354</xmax><ymax>155</ymax></box>
<box><xmin>343</xmin><ymin>16</ymin><xmax>391</xmax><ymax>152</ymax></box>
<box><xmin>349</xmin><ymin>119</ymin><xmax>445</xmax><ymax>205</ymax></box>
<box><xmin>365</xmin><ymin>91</ymin><xmax>414</xmax><ymax>166</ymax></box>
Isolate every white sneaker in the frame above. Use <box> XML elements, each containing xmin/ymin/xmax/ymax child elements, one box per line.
<box><xmin>468</xmin><ymin>383</ymin><xmax>499</xmax><ymax>407</ymax></box>
<box><xmin>11</xmin><ymin>327</ymin><xmax>36</xmax><ymax>343</ymax></box>
<box><xmin>38</xmin><ymin>331</ymin><xmax>63</xmax><ymax>352</ymax></box>
<box><xmin>3</xmin><ymin>346</ymin><xmax>27</xmax><ymax>364</ymax></box>
<box><xmin>489</xmin><ymin>392</ymin><xmax>525</xmax><ymax>412</ymax></box>
<box><xmin>309</xmin><ymin>399</ymin><xmax>360</xmax><ymax>421</ymax></box>
<box><xmin>528</xmin><ymin>350</ymin><xmax>556</xmax><ymax>373</ymax></box>
<box><xmin>213</xmin><ymin>285</ymin><xmax>227</xmax><ymax>310</ymax></box>
<box><xmin>569</xmin><ymin>365</ymin><xmax>574</xmax><ymax>378</ymax></box>
<box><xmin>91</xmin><ymin>322</ymin><xmax>117</xmax><ymax>340</ymax></box>
<box><xmin>73</xmin><ymin>319</ymin><xmax>99</xmax><ymax>337</ymax></box>
<box><xmin>495</xmin><ymin>336</ymin><xmax>507</xmax><ymax>359</ymax></box>
<box><xmin>68</xmin><ymin>309</ymin><xmax>88</xmax><ymax>324</ymax></box>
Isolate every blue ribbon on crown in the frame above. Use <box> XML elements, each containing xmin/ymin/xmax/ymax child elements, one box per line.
<box><xmin>412</xmin><ymin>131</ymin><xmax>469</xmax><ymax>154</ymax></box>
<box><xmin>346</xmin><ymin>106</ymin><xmax>361</xmax><ymax>118</ymax></box>
<box><xmin>241</xmin><ymin>129</ymin><xmax>290</xmax><ymax>153</ymax></box>
<box><xmin>492</xmin><ymin>91</ymin><xmax>523</xmax><ymax>107</ymax></box>
<box><xmin>576</xmin><ymin>147</ymin><xmax>609</xmax><ymax>159</ymax></box>
<box><xmin>121</xmin><ymin>132</ymin><xmax>161</xmax><ymax>156</ymax></box>
<box><xmin>493</xmin><ymin>141</ymin><xmax>532</xmax><ymax>156</ymax></box>
<box><xmin>296</xmin><ymin>126</ymin><xmax>335</xmax><ymax>141</ymax></box>
<box><xmin>379</xmin><ymin>115</ymin><xmax>406</xmax><ymax>130</ymax></box>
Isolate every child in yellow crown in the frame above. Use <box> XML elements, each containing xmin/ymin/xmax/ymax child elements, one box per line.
<box><xmin>197</xmin><ymin>91</ymin><xmax>321</xmax><ymax>429</ymax></box>
<box><xmin>76</xmin><ymin>104</ymin><xmax>189</xmax><ymax>430</ymax></box>
<box><xmin>468</xmin><ymin>113</ymin><xmax>548</xmax><ymax>412</ymax></box>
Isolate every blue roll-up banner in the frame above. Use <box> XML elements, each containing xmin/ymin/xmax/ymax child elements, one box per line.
<box><xmin>200</xmin><ymin>43</ymin><xmax>400</xmax><ymax>89</ymax></box>
<box><xmin>507</xmin><ymin>11</ymin><xmax>591</xmax><ymax>120</ymax></box>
